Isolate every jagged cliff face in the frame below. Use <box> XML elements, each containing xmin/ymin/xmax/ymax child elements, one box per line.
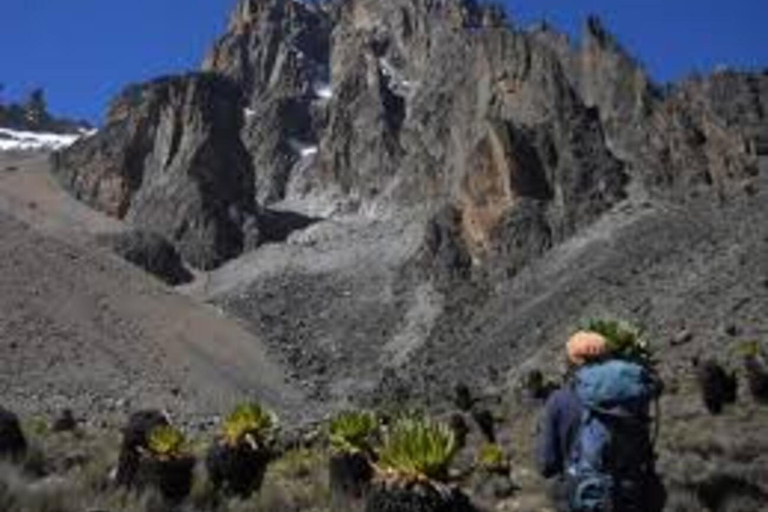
<box><xmin>54</xmin><ymin>0</ymin><xmax>765</xmax><ymax>273</ymax></box>
<box><xmin>201</xmin><ymin>0</ymin><xmax>631</xmax><ymax>274</ymax></box>
<box><xmin>198</xmin><ymin>0</ymin><xmax>765</xmax><ymax>272</ymax></box>
<box><xmin>535</xmin><ymin>16</ymin><xmax>763</xmax><ymax>200</ymax></box>
<box><xmin>53</xmin><ymin>74</ymin><xmax>256</xmax><ymax>269</ymax></box>
<box><xmin>203</xmin><ymin>0</ymin><xmax>332</xmax><ymax>204</ymax></box>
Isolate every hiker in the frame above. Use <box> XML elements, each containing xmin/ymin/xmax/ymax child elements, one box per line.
<box><xmin>537</xmin><ymin>330</ymin><xmax>665</xmax><ymax>512</ymax></box>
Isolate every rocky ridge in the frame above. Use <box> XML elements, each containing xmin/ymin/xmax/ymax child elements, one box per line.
<box><xmin>50</xmin><ymin>0</ymin><xmax>768</xmax><ymax>402</ymax></box>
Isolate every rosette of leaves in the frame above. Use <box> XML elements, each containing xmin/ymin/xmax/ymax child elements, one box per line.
<box><xmin>136</xmin><ymin>425</ymin><xmax>196</xmax><ymax>503</ymax></box>
<box><xmin>223</xmin><ymin>402</ymin><xmax>276</xmax><ymax>448</ymax></box>
<box><xmin>376</xmin><ymin>417</ymin><xmax>458</xmax><ymax>483</ymax></box>
<box><xmin>329</xmin><ymin>410</ymin><xmax>379</xmax><ymax>454</ymax></box>
<box><xmin>582</xmin><ymin>318</ymin><xmax>652</xmax><ymax>364</ymax></box>
<box><xmin>366</xmin><ymin>417</ymin><xmax>472</xmax><ymax>512</ymax></box>
<box><xmin>475</xmin><ymin>442</ymin><xmax>510</xmax><ymax>475</ymax></box>
<box><xmin>327</xmin><ymin>411</ymin><xmax>379</xmax><ymax>511</ymax></box>
<box><xmin>147</xmin><ymin>425</ymin><xmax>188</xmax><ymax>459</ymax></box>
<box><xmin>206</xmin><ymin>402</ymin><xmax>277</xmax><ymax>498</ymax></box>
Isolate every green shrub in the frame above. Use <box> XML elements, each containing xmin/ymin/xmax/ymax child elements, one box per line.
<box><xmin>223</xmin><ymin>403</ymin><xmax>277</xmax><ymax>449</ymax></box>
<box><xmin>146</xmin><ymin>425</ymin><xmax>188</xmax><ymax>460</ymax></box>
<box><xmin>475</xmin><ymin>442</ymin><xmax>509</xmax><ymax>474</ymax></box>
<box><xmin>738</xmin><ymin>340</ymin><xmax>763</xmax><ymax>358</ymax></box>
<box><xmin>581</xmin><ymin>318</ymin><xmax>652</xmax><ymax>363</ymax></box>
<box><xmin>328</xmin><ymin>411</ymin><xmax>379</xmax><ymax>454</ymax></box>
<box><xmin>376</xmin><ymin>417</ymin><xmax>457</xmax><ymax>483</ymax></box>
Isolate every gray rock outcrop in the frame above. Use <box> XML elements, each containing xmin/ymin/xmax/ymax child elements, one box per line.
<box><xmin>203</xmin><ymin>0</ymin><xmax>332</xmax><ymax>204</ymax></box>
<box><xmin>53</xmin><ymin>73</ymin><xmax>256</xmax><ymax>269</ymax></box>
<box><xmin>54</xmin><ymin>0</ymin><xmax>765</xmax><ymax>275</ymax></box>
<box><xmin>535</xmin><ymin>16</ymin><xmax>762</xmax><ymax>200</ymax></box>
<box><xmin>98</xmin><ymin>230</ymin><xmax>193</xmax><ymax>286</ymax></box>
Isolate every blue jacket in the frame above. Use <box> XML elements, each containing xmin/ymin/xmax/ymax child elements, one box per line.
<box><xmin>537</xmin><ymin>386</ymin><xmax>583</xmax><ymax>479</ymax></box>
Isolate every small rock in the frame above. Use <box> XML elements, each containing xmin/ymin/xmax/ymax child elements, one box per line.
<box><xmin>670</xmin><ymin>329</ymin><xmax>693</xmax><ymax>346</ymax></box>
<box><xmin>724</xmin><ymin>324</ymin><xmax>740</xmax><ymax>337</ymax></box>
<box><xmin>472</xmin><ymin>473</ymin><xmax>518</xmax><ymax>502</ymax></box>
<box><xmin>98</xmin><ymin>231</ymin><xmax>193</xmax><ymax>286</ymax></box>
<box><xmin>448</xmin><ymin>413</ymin><xmax>469</xmax><ymax>448</ymax></box>
<box><xmin>52</xmin><ymin>409</ymin><xmax>77</xmax><ymax>433</ymax></box>
<box><xmin>453</xmin><ymin>383</ymin><xmax>473</xmax><ymax>411</ymax></box>
<box><xmin>471</xmin><ymin>409</ymin><xmax>496</xmax><ymax>442</ymax></box>
<box><xmin>0</xmin><ymin>406</ymin><xmax>27</xmax><ymax>460</ymax></box>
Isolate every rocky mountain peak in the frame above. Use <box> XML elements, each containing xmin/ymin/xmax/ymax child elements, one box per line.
<box><xmin>53</xmin><ymin>0</ymin><xmax>767</xmax><ymax>273</ymax></box>
<box><xmin>584</xmin><ymin>14</ymin><xmax>617</xmax><ymax>50</ymax></box>
<box><xmin>205</xmin><ymin>0</ymin><xmax>331</xmax><ymax>102</ymax></box>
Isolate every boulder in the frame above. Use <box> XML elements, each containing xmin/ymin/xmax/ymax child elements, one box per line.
<box><xmin>0</xmin><ymin>406</ymin><xmax>26</xmax><ymax>461</ymax></box>
<box><xmin>115</xmin><ymin>410</ymin><xmax>169</xmax><ymax>487</ymax></box>
<box><xmin>52</xmin><ymin>409</ymin><xmax>77</xmax><ymax>433</ymax></box>
<box><xmin>98</xmin><ymin>230</ymin><xmax>193</xmax><ymax>286</ymax></box>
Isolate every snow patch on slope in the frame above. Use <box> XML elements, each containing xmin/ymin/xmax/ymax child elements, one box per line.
<box><xmin>288</xmin><ymin>138</ymin><xmax>319</xmax><ymax>159</ymax></box>
<box><xmin>314</xmin><ymin>83</ymin><xmax>333</xmax><ymax>100</ymax></box>
<box><xmin>0</xmin><ymin>128</ymin><xmax>83</xmax><ymax>152</ymax></box>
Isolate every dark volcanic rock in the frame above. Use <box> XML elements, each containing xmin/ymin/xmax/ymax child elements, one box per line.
<box><xmin>52</xmin><ymin>73</ymin><xmax>257</xmax><ymax>269</ymax></box>
<box><xmin>694</xmin><ymin>359</ymin><xmax>738</xmax><ymax>415</ymax></box>
<box><xmin>365</xmin><ymin>483</ymin><xmax>476</xmax><ymax>512</ymax></box>
<box><xmin>0</xmin><ymin>406</ymin><xmax>26</xmax><ymax>461</ymax></box>
<box><xmin>52</xmin><ymin>409</ymin><xmax>78</xmax><ymax>433</ymax></box>
<box><xmin>116</xmin><ymin>410</ymin><xmax>169</xmax><ymax>488</ymax></box>
<box><xmin>206</xmin><ymin>441</ymin><xmax>271</xmax><ymax>498</ymax></box>
<box><xmin>98</xmin><ymin>230</ymin><xmax>193</xmax><ymax>286</ymax></box>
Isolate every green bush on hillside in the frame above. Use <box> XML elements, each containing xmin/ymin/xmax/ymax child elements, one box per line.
<box><xmin>327</xmin><ymin>410</ymin><xmax>379</xmax><ymax>454</ymax></box>
<box><xmin>376</xmin><ymin>417</ymin><xmax>457</xmax><ymax>483</ymax></box>
<box><xmin>147</xmin><ymin>425</ymin><xmax>189</xmax><ymax>460</ymax></box>
<box><xmin>581</xmin><ymin>317</ymin><xmax>652</xmax><ymax>363</ymax></box>
<box><xmin>222</xmin><ymin>403</ymin><xmax>277</xmax><ymax>449</ymax></box>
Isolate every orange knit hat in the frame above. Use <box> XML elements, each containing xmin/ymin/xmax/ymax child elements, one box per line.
<box><xmin>567</xmin><ymin>331</ymin><xmax>609</xmax><ymax>365</ymax></box>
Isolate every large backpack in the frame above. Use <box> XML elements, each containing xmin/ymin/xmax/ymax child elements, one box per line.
<box><xmin>566</xmin><ymin>359</ymin><xmax>661</xmax><ymax>512</ymax></box>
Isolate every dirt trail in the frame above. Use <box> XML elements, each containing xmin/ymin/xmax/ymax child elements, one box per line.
<box><xmin>0</xmin><ymin>152</ymin><xmax>306</xmax><ymax>424</ymax></box>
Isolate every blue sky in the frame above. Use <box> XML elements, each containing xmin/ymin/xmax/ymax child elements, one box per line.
<box><xmin>1</xmin><ymin>0</ymin><xmax>766</xmax><ymax>125</ymax></box>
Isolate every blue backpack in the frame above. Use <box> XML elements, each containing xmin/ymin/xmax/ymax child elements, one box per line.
<box><xmin>567</xmin><ymin>360</ymin><xmax>661</xmax><ymax>512</ymax></box>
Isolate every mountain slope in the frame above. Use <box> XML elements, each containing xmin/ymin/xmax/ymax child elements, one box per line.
<box><xmin>0</xmin><ymin>153</ymin><xmax>305</xmax><ymax>425</ymax></box>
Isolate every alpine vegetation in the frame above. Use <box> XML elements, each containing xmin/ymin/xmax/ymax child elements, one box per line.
<box><xmin>206</xmin><ymin>402</ymin><xmax>277</xmax><ymax>498</ymax></box>
<box><xmin>327</xmin><ymin>411</ymin><xmax>380</xmax><ymax>511</ymax></box>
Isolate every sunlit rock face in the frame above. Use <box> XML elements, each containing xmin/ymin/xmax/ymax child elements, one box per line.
<box><xmin>53</xmin><ymin>73</ymin><xmax>256</xmax><ymax>269</ymax></box>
